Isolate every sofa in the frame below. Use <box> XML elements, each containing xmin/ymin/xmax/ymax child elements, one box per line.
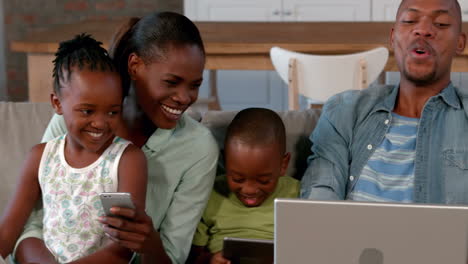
<box><xmin>0</xmin><ymin>101</ymin><xmax>321</xmax><ymax>217</ymax></box>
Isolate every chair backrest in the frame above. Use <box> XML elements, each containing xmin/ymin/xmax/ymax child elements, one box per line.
<box><xmin>270</xmin><ymin>46</ymin><xmax>389</xmax><ymax>110</ymax></box>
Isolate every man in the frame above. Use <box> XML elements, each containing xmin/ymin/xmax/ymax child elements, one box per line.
<box><xmin>300</xmin><ymin>0</ymin><xmax>468</xmax><ymax>204</ymax></box>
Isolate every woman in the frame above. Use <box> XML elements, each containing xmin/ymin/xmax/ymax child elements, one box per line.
<box><xmin>15</xmin><ymin>12</ymin><xmax>218</xmax><ymax>264</ymax></box>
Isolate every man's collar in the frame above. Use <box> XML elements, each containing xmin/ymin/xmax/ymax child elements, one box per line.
<box><xmin>439</xmin><ymin>82</ymin><xmax>461</xmax><ymax>110</ymax></box>
<box><xmin>375</xmin><ymin>82</ymin><xmax>461</xmax><ymax>113</ymax></box>
<box><xmin>381</xmin><ymin>83</ymin><xmax>400</xmax><ymax>112</ymax></box>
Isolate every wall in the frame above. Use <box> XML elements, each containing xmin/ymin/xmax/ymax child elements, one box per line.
<box><xmin>4</xmin><ymin>0</ymin><xmax>182</xmax><ymax>101</ymax></box>
<box><xmin>0</xmin><ymin>0</ymin><xmax>5</xmax><ymax>101</ymax></box>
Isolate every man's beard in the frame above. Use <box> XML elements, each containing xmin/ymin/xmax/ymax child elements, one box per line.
<box><xmin>402</xmin><ymin>65</ymin><xmax>437</xmax><ymax>86</ymax></box>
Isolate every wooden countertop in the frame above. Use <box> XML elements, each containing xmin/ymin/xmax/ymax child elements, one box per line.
<box><xmin>10</xmin><ymin>20</ymin><xmax>468</xmax><ymax>73</ymax></box>
<box><xmin>10</xmin><ymin>20</ymin><xmax>468</xmax><ymax>54</ymax></box>
<box><xmin>10</xmin><ymin>20</ymin><xmax>398</xmax><ymax>54</ymax></box>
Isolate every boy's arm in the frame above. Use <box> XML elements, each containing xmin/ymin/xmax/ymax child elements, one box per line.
<box><xmin>187</xmin><ymin>245</ymin><xmax>212</xmax><ymax>264</ymax></box>
<box><xmin>70</xmin><ymin>144</ymin><xmax>148</xmax><ymax>264</ymax></box>
<box><xmin>187</xmin><ymin>206</ymin><xmax>213</xmax><ymax>264</ymax></box>
<box><xmin>210</xmin><ymin>251</ymin><xmax>231</xmax><ymax>264</ymax></box>
<box><xmin>0</xmin><ymin>144</ymin><xmax>44</xmax><ymax>257</ymax></box>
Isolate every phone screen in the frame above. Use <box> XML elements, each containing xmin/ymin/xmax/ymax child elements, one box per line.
<box><xmin>99</xmin><ymin>192</ymin><xmax>135</xmax><ymax>216</ymax></box>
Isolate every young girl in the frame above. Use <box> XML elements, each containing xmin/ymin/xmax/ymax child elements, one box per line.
<box><xmin>0</xmin><ymin>34</ymin><xmax>147</xmax><ymax>263</ymax></box>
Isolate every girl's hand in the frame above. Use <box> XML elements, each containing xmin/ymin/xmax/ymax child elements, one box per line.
<box><xmin>210</xmin><ymin>252</ymin><xmax>231</xmax><ymax>264</ymax></box>
<box><xmin>98</xmin><ymin>206</ymin><xmax>156</xmax><ymax>254</ymax></box>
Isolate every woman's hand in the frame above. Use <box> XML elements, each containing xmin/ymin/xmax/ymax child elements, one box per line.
<box><xmin>98</xmin><ymin>206</ymin><xmax>170</xmax><ymax>263</ymax></box>
<box><xmin>210</xmin><ymin>252</ymin><xmax>231</xmax><ymax>264</ymax></box>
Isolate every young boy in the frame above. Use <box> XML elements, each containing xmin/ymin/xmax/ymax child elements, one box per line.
<box><xmin>189</xmin><ymin>108</ymin><xmax>300</xmax><ymax>264</ymax></box>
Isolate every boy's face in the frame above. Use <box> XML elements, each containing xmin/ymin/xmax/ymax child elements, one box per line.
<box><xmin>225</xmin><ymin>140</ymin><xmax>290</xmax><ymax>207</ymax></box>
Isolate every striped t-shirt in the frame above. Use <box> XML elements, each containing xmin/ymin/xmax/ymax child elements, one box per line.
<box><xmin>348</xmin><ymin>113</ymin><xmax>419</xmax><ymax>203</ymax></box>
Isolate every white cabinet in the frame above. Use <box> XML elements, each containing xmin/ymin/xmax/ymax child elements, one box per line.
<box><xmin>283</xmin><ymin>0</ymin><xmax>371</xmax><ymax>21</ymax></box>
<box><xmin>186</xmin><ymin>0</ymin><xmax>371</xmax><ymax>22</ymax></box>
<box><xmin>461</xmin><ymin>1</ymin><xmax>468</xmax><ymax>21</ymax></box>
<box><xmin>373</xmin><ymin>0</ymin><xmax>468</xmax><ymax>21</ymax></box>
<box><xmin>372</xmin><ymin>0</ymin><xmax>399</xmax><ymax>21</ymax></box>
<box><xmin>185</xmin><ymin>0</ymin><xmax>282</xmax><ymax>22</ymax></box>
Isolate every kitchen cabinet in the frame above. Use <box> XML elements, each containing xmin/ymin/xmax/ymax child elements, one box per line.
<box><xmin>282</xmin><ymin>0</ymin><xmax>371</xmax><ymax>21</ymax></box>
<box><xmin>185</xmin><ymin>0</ymin><xmax>371</xmax><ymax>22</ymax></box>
<box><xmin>185</xmin><ymin>0</ymin><xmax>282</xmax><ymax>21</ymax></box>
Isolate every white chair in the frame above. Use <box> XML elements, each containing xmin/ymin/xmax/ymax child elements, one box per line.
<box><xmin>270</xmin><ymin>46</ymin><xmax>389</xmax><ymax>110</ymax></box>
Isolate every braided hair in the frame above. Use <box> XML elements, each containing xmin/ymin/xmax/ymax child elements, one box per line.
<box><xmin>52</xmin><ymin>33</ymin><xmax>117</xmax><ymax>95</ymax></box>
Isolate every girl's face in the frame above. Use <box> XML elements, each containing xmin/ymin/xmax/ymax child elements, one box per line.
<box><xmin>129</xmin><ymin>44</ymin><xmax>205</xmax><ymax>129</ymax></box>
<box><xmin>51</xmin><ymin>69</ymin><xmax>123</xmax><ymax>154</ymax></box>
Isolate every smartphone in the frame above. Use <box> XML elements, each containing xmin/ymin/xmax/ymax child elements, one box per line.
<box><xmin>99</xmin><ymin>192</ymin><xmax>135</xmax><ymax>217</ymax></box>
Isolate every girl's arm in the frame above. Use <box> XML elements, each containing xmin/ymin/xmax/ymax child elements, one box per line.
<box><xmin>70</xmin><ymin>144</ymin><xmax>148</xmax><ymax>264</ymax></box>
<box><xmin>14</xmin><ymin>237</ymin><xmax>57</xmax><ymax>264</ymax></box>
<box><xmin>0</xmin><ymin>144</ymin><xmax>44</xmax><ymax>258</ymax></box>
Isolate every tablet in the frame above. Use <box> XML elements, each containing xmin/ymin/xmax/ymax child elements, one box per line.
<box><xmin>222</xmin><ymin>237</ymin><xmax>273</xmax><ymax>264</ymax></box>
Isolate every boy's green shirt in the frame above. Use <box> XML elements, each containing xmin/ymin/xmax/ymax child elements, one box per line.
<box><xmin>192</xmin><ymin>175</ymin><xmax>299</xmax><ymax>253</ymax></box>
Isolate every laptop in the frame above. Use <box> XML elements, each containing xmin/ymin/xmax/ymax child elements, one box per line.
<box><xmin>275</xmin><ymin>199</ymin><xmax>468</xmax><ymax>264</ymax></box>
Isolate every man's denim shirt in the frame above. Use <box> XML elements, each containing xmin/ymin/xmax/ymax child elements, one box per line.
<box><xmin>300</xmin><ymin>83</ymin><xmax>468</xmax><ymax>204</ymax></box>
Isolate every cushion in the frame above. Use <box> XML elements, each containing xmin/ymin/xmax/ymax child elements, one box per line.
<box><xmin>0</xmin><ymin>102</ymin><xmax>54</xmax><ymax>214</ymax></box>
<box><xmin>201</xmin><ymin>109</ymin><xmax>322</xmax><ymax>180</ymax></box>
